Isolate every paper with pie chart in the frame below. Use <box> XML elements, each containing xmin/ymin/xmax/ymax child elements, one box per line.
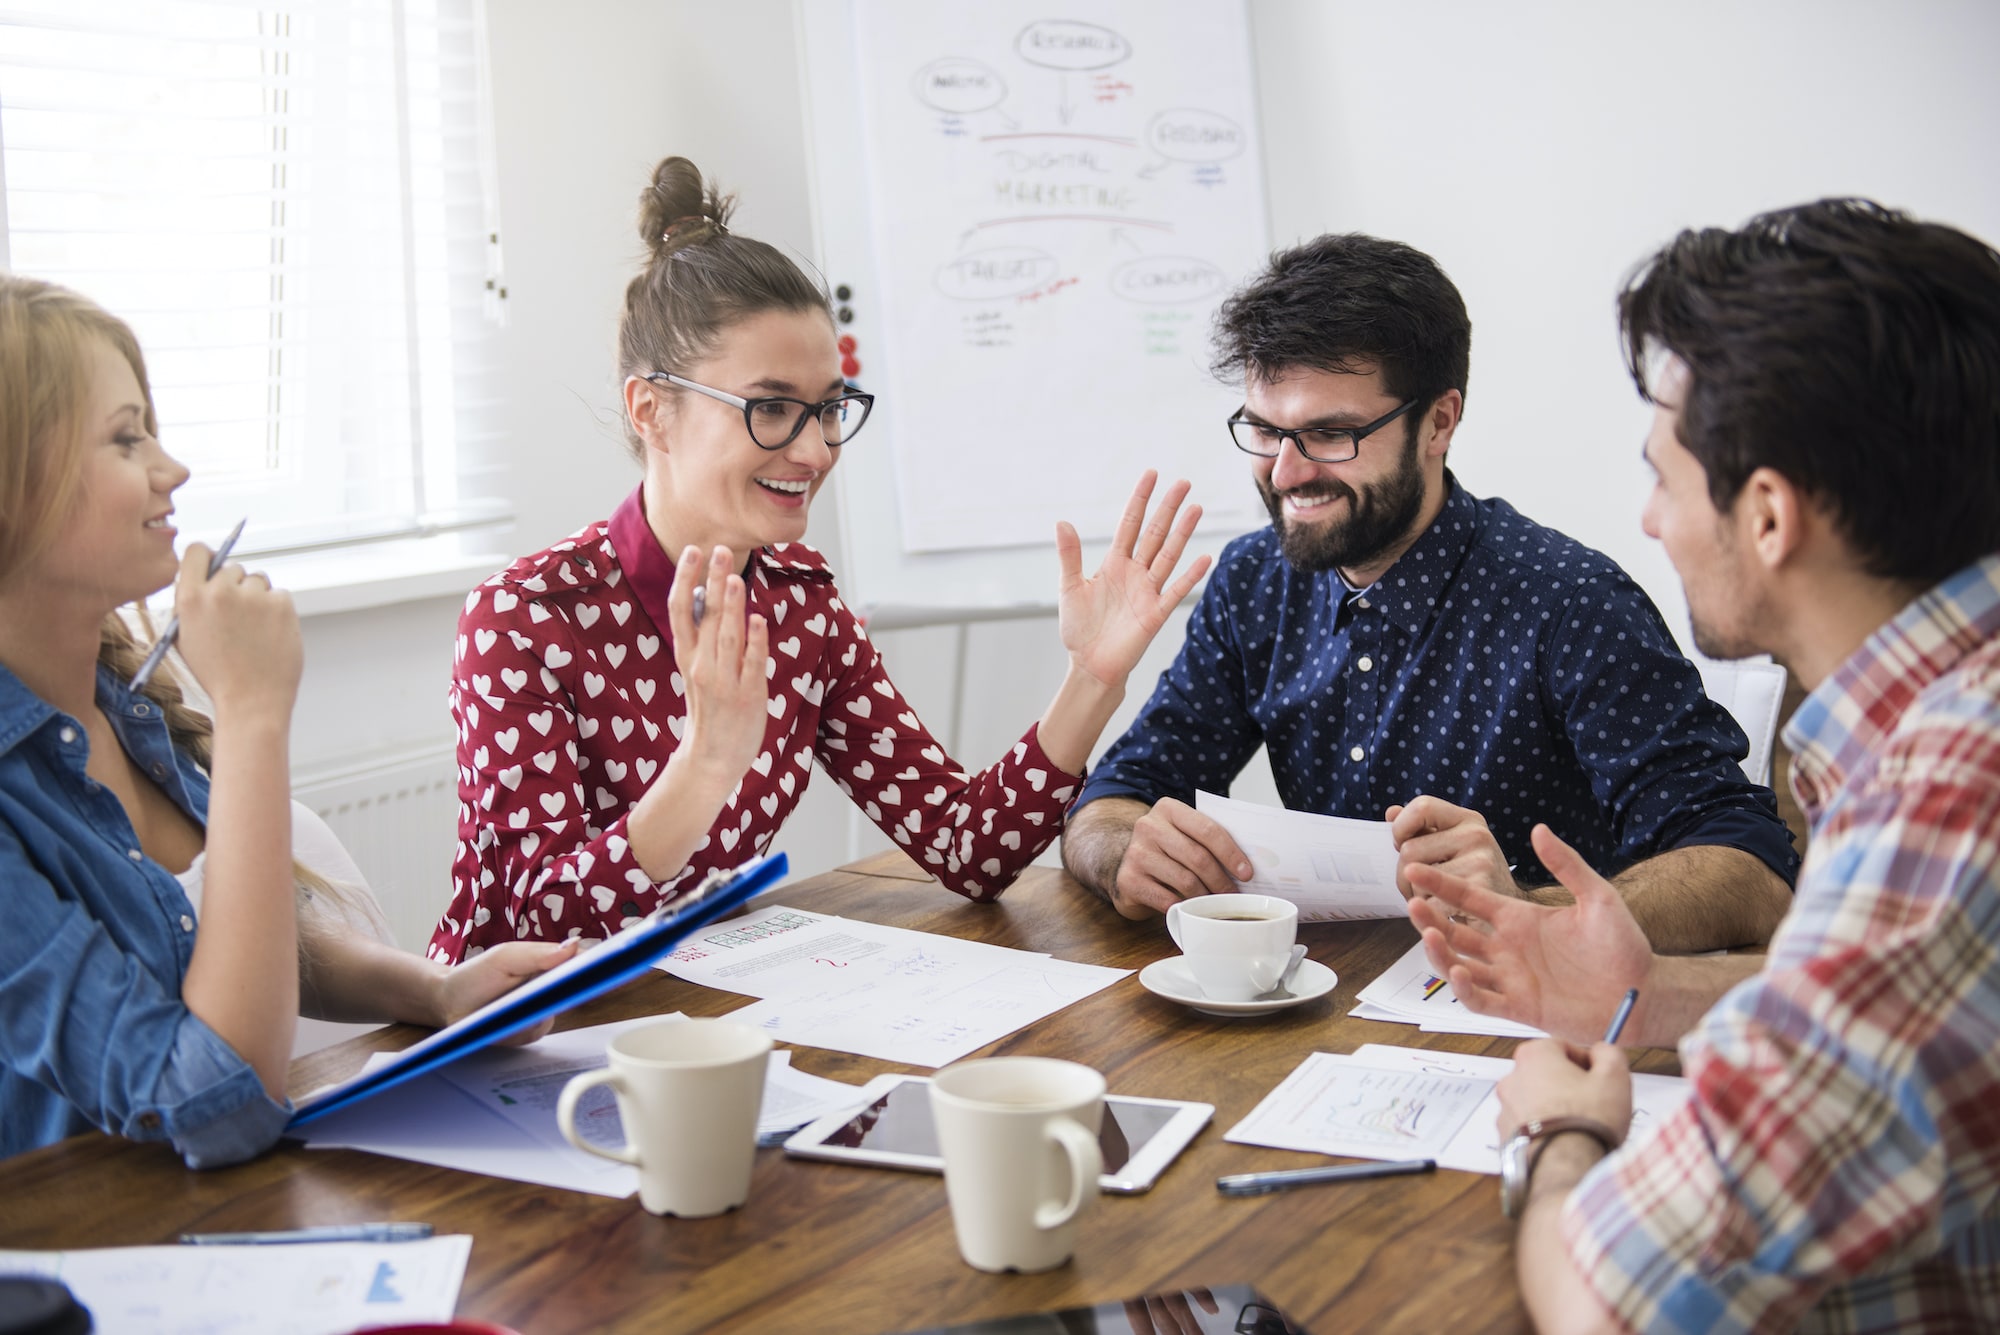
<box><xmin>1196</xmin><ymin>791</ymin><xmax>1408</xmax><ymax>922</ymax></box>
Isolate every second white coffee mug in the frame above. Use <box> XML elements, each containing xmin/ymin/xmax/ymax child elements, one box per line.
<box><xmin>1165</xmin><ymin>893</ymin><xmax>1299</xmax><ymax>1001</ymax></box>
<box><xmin>929</xmin><ymin>1056</ymin><xmax>1105</xmax><ymax>1273</ymax></box>
<box><xmin>556</xmin><ymin>1018</ymin><xmax>773</xmax><ymax>1218</ymax></box>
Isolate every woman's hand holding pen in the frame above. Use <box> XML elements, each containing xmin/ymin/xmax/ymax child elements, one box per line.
<box><xmin>664</xmin><ymin>544</ymin><xmax>769</xmax><ymax>791</ymax></box>
<box><xmin>169</xmin><ymin>540</ymin><xmax>301</xmax><ymax>725</ymax></box>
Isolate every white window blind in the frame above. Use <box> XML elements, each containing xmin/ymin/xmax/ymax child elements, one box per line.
<box><xmin>0</xmin><ymin>0</ymin><xmax>511</xmax><ymax>558</ymax></box>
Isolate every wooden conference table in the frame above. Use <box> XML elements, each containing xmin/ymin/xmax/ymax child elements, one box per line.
<box><xmin>0</xmin><ymin>851</ymin><xmax>1682</xmax><ymax>1333</ymax></box>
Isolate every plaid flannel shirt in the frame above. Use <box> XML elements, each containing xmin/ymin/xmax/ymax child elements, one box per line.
<box><xmin>1560</xmin><ymin>554</ymin><xmax>2000</xmax><ymax>1333</ymax></box>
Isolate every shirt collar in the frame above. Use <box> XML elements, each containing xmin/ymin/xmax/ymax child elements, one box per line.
<box><xmin>1782</xmin><ymin>553</ymin><xmax>2000</xmax><ymax>820</ymax></box>
<box><xmin>0</xmin><ymin>663</ymin><xmax>56</xmax><ymax>757</ymax></box>
<box><xmin>605</xmin><ymin>486</ymin><xmax>837</xmax><ymax>634</ymax></box>
<box><xmin>1348</xmin><ymin>473</ymin><xmax>1480</xmax><ymax>636</ymax></box>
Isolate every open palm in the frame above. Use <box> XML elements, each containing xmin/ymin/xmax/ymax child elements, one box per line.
<box><xmin>1057</xmin><ymin>471</ymin><xmax>1209</xmax><ymax>688</ymax></box>
<box><xmin>1407</xmin><ymin>823</ymin><xmax>1654</xmax><ymax>1044</ymax></box>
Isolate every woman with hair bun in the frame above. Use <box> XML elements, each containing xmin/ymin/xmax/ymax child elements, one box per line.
<box><xmin>431</xmin><ymin>156</ymin><xmax>1208</xmax><ymax>960</ymax></box>
<box><xmin>0</xmin><ymin>276</ymin><xmax>575</xmax><ymax>1166</ymax></box>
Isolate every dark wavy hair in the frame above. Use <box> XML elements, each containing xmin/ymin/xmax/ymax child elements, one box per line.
<box><xmin>1619</xmin><ymin>198</ymin><xmax>2000</xmax><ymax>583</ymax></box>
<box><xmin>1210</xmin><ymin>233</ymin><xmax>1471</xmax><ymax>421</ymax></box>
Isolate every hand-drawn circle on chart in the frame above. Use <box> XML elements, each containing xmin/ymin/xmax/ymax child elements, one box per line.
<box><xmin>935</xmin><ymin>247</ymin><xmax>1062</xmax><ymax>301</ymax></box>
<box><xmin>1145</xmin><ymin>108</ymin><xmax>1247</xmax><ymax>163</ymax></box>
<box><xmin>1109</xmin><ymin>255</ymin><xmax>1226</xmax><ymax>305</ymax></box>
<box><xmin>1014</xmin><ymin>20</ymin><xmax>1133</xmax><ymax>72</ymax></box>
<box><xmin>911</xmin><ymin>57</ymin><xmax>1008</xmax><ymax>114</ymax></box>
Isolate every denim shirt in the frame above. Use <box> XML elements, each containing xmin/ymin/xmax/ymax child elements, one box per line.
<box><xmin>1079</xmin><ymin>477</ymin><xmax>1800</xmax><ymax>886</ymax></box>
<box><xmin>0</xmin><ymin>662</ymin><xmax>290</xmax><ymax>1167</ymax></box>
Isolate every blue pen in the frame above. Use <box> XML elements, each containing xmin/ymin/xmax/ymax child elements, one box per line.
<box><xmin>130</xmin><ymin>517</ymin><xmax>248</xmax><ymax>692</ymax></box>
<box><xmin>1603</xmin><ymin>987</ymin><xmax>1639</xmax><ymax>1045</ymax></box>
<box><xmin>180</xmin><ymin>1222</ymin><xmax>432</xmax><ymax>1246</ymax></box>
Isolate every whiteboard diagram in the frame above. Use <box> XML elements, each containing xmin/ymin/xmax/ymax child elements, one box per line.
<box><xmin>850</xmin><ymin>1</ymin><xmax>1270</xmax><ymax>554</ymax></box>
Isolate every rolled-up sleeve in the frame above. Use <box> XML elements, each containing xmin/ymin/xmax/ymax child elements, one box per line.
<box><xmin>2</xmin><ymin>837</ymin><xmax>290</xmax><ymax>1168</ymax></box>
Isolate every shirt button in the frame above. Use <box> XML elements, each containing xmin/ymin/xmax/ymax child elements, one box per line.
<box><xmin>1349</xmin><ymin>746</ymin><xmax>1366</xmax><ymax>762</ymax></box>
<box><xmin>134</xmin><ymin>702</ymin><xmax>152</xmax><ymax>716</ymax></box>
<box><xmin>137</xmin><ymin>1111</ymin><xmax>162</xmax><ymax>1131</ymax></box>
<box><xmin>180</xmin><ymin>915</ymin><xmax>194</xmax><ymax>932</ymax></box>
<box><xmin>59</xmin><ymin>726</ymin><xmax>78</xmax><ymax>744</ymax></box>
<box><xmin>1357</xmin><ymin>597</ymin><xmax>1371</xmax><ymax>610</ymax></box>
<box><xmin>1357</xmin><ymin>656</ymin><xmax>1374</xmax><ymax>673</ymax></box>
<box><xmin>128</xmin><ymin>848</ymin><xmax>144</xmax><ymax>861</ymax></box>
<box><xmin>151</xmin><ymin>762</ymin><xmax>167</xmax><ymax>778</ymax></box>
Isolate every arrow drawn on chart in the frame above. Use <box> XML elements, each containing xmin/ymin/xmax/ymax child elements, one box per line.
<box><xmin>1110</xmin><ymin>227</ymin><xmax>1142</xmax><ymax>252</ymax></box>
<box><xmin>1057</xmin><ymin>73</ymin><xmax>1077</xmax><ymax>125</ymax></box>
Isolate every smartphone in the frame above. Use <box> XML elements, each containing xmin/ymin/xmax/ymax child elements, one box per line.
<box><xmin>783</xmin><ymin>1074</ymin><xmax>1212</xmax><ymax>1193</ymax></box>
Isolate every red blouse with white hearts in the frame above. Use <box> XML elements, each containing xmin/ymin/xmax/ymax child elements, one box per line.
<box><xmin>427</xmin><ymin>489</ymin><xmax>1081</xmax><ymax>962</ymax></box>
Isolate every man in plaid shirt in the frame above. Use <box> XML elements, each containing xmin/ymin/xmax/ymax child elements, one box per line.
<box><xmin>1406</xmin><ymin>199</ymin><xmax>2000</xmax><ymax>1333</ymax></box>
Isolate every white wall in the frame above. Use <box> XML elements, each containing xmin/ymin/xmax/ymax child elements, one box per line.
<box><xmin>292</xmin><ymin>0</ymin><xmax>2000</xmax><ymax>934</ymax></box>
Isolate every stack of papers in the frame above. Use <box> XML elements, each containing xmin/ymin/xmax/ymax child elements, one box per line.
<box><xmin>1194</xmin><ymin>792</ymin><xmax>1408</xmax><ymax>922</ymax></box>
<box><xmin>1351</xmin><ymin>939</ymin><xmax>1547</xmax><ymax>1039</ymax></box>
<box><xmin>659</xmin><ymin>906</ymin><xmax>1130</xmax><ymax>1067</ymax></box>
<box><xmin>1226</xmin><ymin>1044</ymin><xmax>1691</xmax><ymax>1174</ymax></box>
<box><xmin>0</xmin><ymin>1236</ymin><xmax>471</xmax><ymax>1334</ymax></box>
<box><xmin>294</xmin><ymin>1015</ymin><xmax>870</xmax><ymax>1196</ymax></box>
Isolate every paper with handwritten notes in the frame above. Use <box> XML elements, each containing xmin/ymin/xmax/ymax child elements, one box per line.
<box><xmin>1196</xmin><ymin>792</ymin><xmax>1409</xmax><ymax>921</ymax></box>
<box><xmin>659</xmin><ymin>905</ymin><xmax>1130</xmax><ymax>1066</ymax></box>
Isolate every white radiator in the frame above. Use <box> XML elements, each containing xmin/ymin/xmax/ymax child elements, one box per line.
<box><xmin>293</xmin><ymin>741</ymin><xmax>461</xmax><ymax>953</ymax></box>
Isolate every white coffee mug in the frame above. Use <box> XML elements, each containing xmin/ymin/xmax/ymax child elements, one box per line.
<box><xmin>928</xmin><ymin>1057</ymin><xmax>1105</xmax><ymax>1273</ymax></box>
<box><xmin>556</xmin><ymin>1019</ymin><xmax>773</xmax><ymax>1218</ymax></box>
<box><xmin>1165</xmin><ymin>893</ymin><xmax>1300</xmax><ymax>1001</ymax></box>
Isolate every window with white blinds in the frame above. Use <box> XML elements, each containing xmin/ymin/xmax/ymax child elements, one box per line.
<box><xmin>0</xmin><ymin>0</ymin><xmax>511</xmax><ymax>558</ymax></box>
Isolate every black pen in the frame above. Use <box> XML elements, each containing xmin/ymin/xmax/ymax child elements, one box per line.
<box><xmin>1603</xmin><ymin>987</ymin><xmax>1639</xmax><ymax>1045</ymax></box>
<box><xmin>1217</xmin><ymin>1158</ymin><xmax>1435</xmax><ymax>1197</ymax></box>
<box><xmin>131</xmin><ymin>516</ymin><xmax>248</xmax><ymax>692</ymax></box>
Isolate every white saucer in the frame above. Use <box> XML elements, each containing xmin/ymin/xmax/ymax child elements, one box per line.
<box><xmin>1137</xmin><ymin>956</ymin><xmax>1338</xmax><ymax>1018</ymax></box>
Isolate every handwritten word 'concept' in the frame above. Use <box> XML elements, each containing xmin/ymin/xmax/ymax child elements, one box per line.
<box><xmin>1110</xmin><ymin>255</ymin><xmax>1226</xmax><ymax>304</ymax></box>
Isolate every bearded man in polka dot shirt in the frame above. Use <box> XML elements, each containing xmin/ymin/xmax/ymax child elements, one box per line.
<box><xmin>1063</xmin><ymin>233</ymin><xmax>1799</xmax><ymax>953</ymax></box>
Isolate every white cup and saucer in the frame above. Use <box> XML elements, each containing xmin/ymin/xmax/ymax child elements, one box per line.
<box><xmin>1139</xmin><ymin>893</ymin><xmax>1337</xmax><ymax>1018</ymax></box>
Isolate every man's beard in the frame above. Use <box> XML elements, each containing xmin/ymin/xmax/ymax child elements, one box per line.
<box><xmin>1257</xmin><ymin>428</ymin><xmax>1427</xmax><ymax>574</ymax></box>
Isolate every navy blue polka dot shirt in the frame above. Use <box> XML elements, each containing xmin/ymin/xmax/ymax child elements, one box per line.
<box><xmin>1077</xmin><ymin>477</ymin><xmax>1800</xmax><ymax>887</ymax></box>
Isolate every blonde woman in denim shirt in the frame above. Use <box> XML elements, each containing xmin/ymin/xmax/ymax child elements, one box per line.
<box><xmin>0</xmin><ymin>277</ymin><xmax>573</xmax><ymax>1167</ymax></box>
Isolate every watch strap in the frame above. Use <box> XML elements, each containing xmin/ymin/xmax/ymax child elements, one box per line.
<box><xmin>1499</xmin><ymin>1116</ymin><xmax>1621</xmax><ymax>1219</ymax></box>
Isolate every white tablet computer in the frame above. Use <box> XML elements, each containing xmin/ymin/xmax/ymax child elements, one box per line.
<box><xmin>783</xmin><ymin>1074</ymin><xmax>1212</xmax><ymax>1194</ymax></box>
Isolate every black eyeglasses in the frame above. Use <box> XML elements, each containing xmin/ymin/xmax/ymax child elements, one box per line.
<box><xmin>1227</xmin><ymin>398</ymin><xmax>1417</xmax><ymax>464</ymax></box>
<box><xmin>646</xmin><ymin>372</ymin><xmax>875</xmax><ymax>450</ymax></box>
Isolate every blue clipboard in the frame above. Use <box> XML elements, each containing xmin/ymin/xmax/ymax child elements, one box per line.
<box><xmin>288</xmin><ymin>851</ymin><xmax>788</xmax><ymax>1129</ymax></box>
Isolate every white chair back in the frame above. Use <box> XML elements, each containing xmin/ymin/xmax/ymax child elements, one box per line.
<box><xmin>1694</xmin><ymin>658</ymin><xmax>1788</xmax><ymax>787</ymax></box>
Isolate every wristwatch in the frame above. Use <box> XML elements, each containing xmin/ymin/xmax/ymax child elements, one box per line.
<box><xmin>1499</xmin><ymin>1116</ymin><xmax>1621</xmax><ymax>1219</ymax></box>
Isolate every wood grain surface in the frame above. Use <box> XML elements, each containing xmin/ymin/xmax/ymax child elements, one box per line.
<box><xmin>1</xmin><ymin>852</ymin><xmax>1683</xmax><ymax>1334</ymax></box>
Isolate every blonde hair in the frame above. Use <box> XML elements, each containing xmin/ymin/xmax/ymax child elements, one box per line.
<box><xmin>0</xmin><ymin>275</ymin><xmax>362</xmax><ymax>921</ymax></box>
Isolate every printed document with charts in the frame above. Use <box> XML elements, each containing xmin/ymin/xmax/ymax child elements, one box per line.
<box><xmin>1195</xmin><ymin>791</ymin><xmax>1407</xmax><ymax>921</ymax></box>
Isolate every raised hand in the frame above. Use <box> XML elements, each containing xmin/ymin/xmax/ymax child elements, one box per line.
<box><xmin>1056</xmin><ymin>471</ymin><xmax>1210</xmax><ymax>690</ymax></box>
<box><xmin>666</xmin><ymin>545</ymin><xmax>770</xmax><ymax>788</ymax></box>
<box><xmin>1406</xmin><ymin>823</ymin><xmax>1654</xmax><ymax>1045</ymax></box>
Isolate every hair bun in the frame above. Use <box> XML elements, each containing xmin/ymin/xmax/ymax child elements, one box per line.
<box><xmin>641</xmin><ymin>156</ymin><xmax>736</xmax><ymax>262</ymax></box>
